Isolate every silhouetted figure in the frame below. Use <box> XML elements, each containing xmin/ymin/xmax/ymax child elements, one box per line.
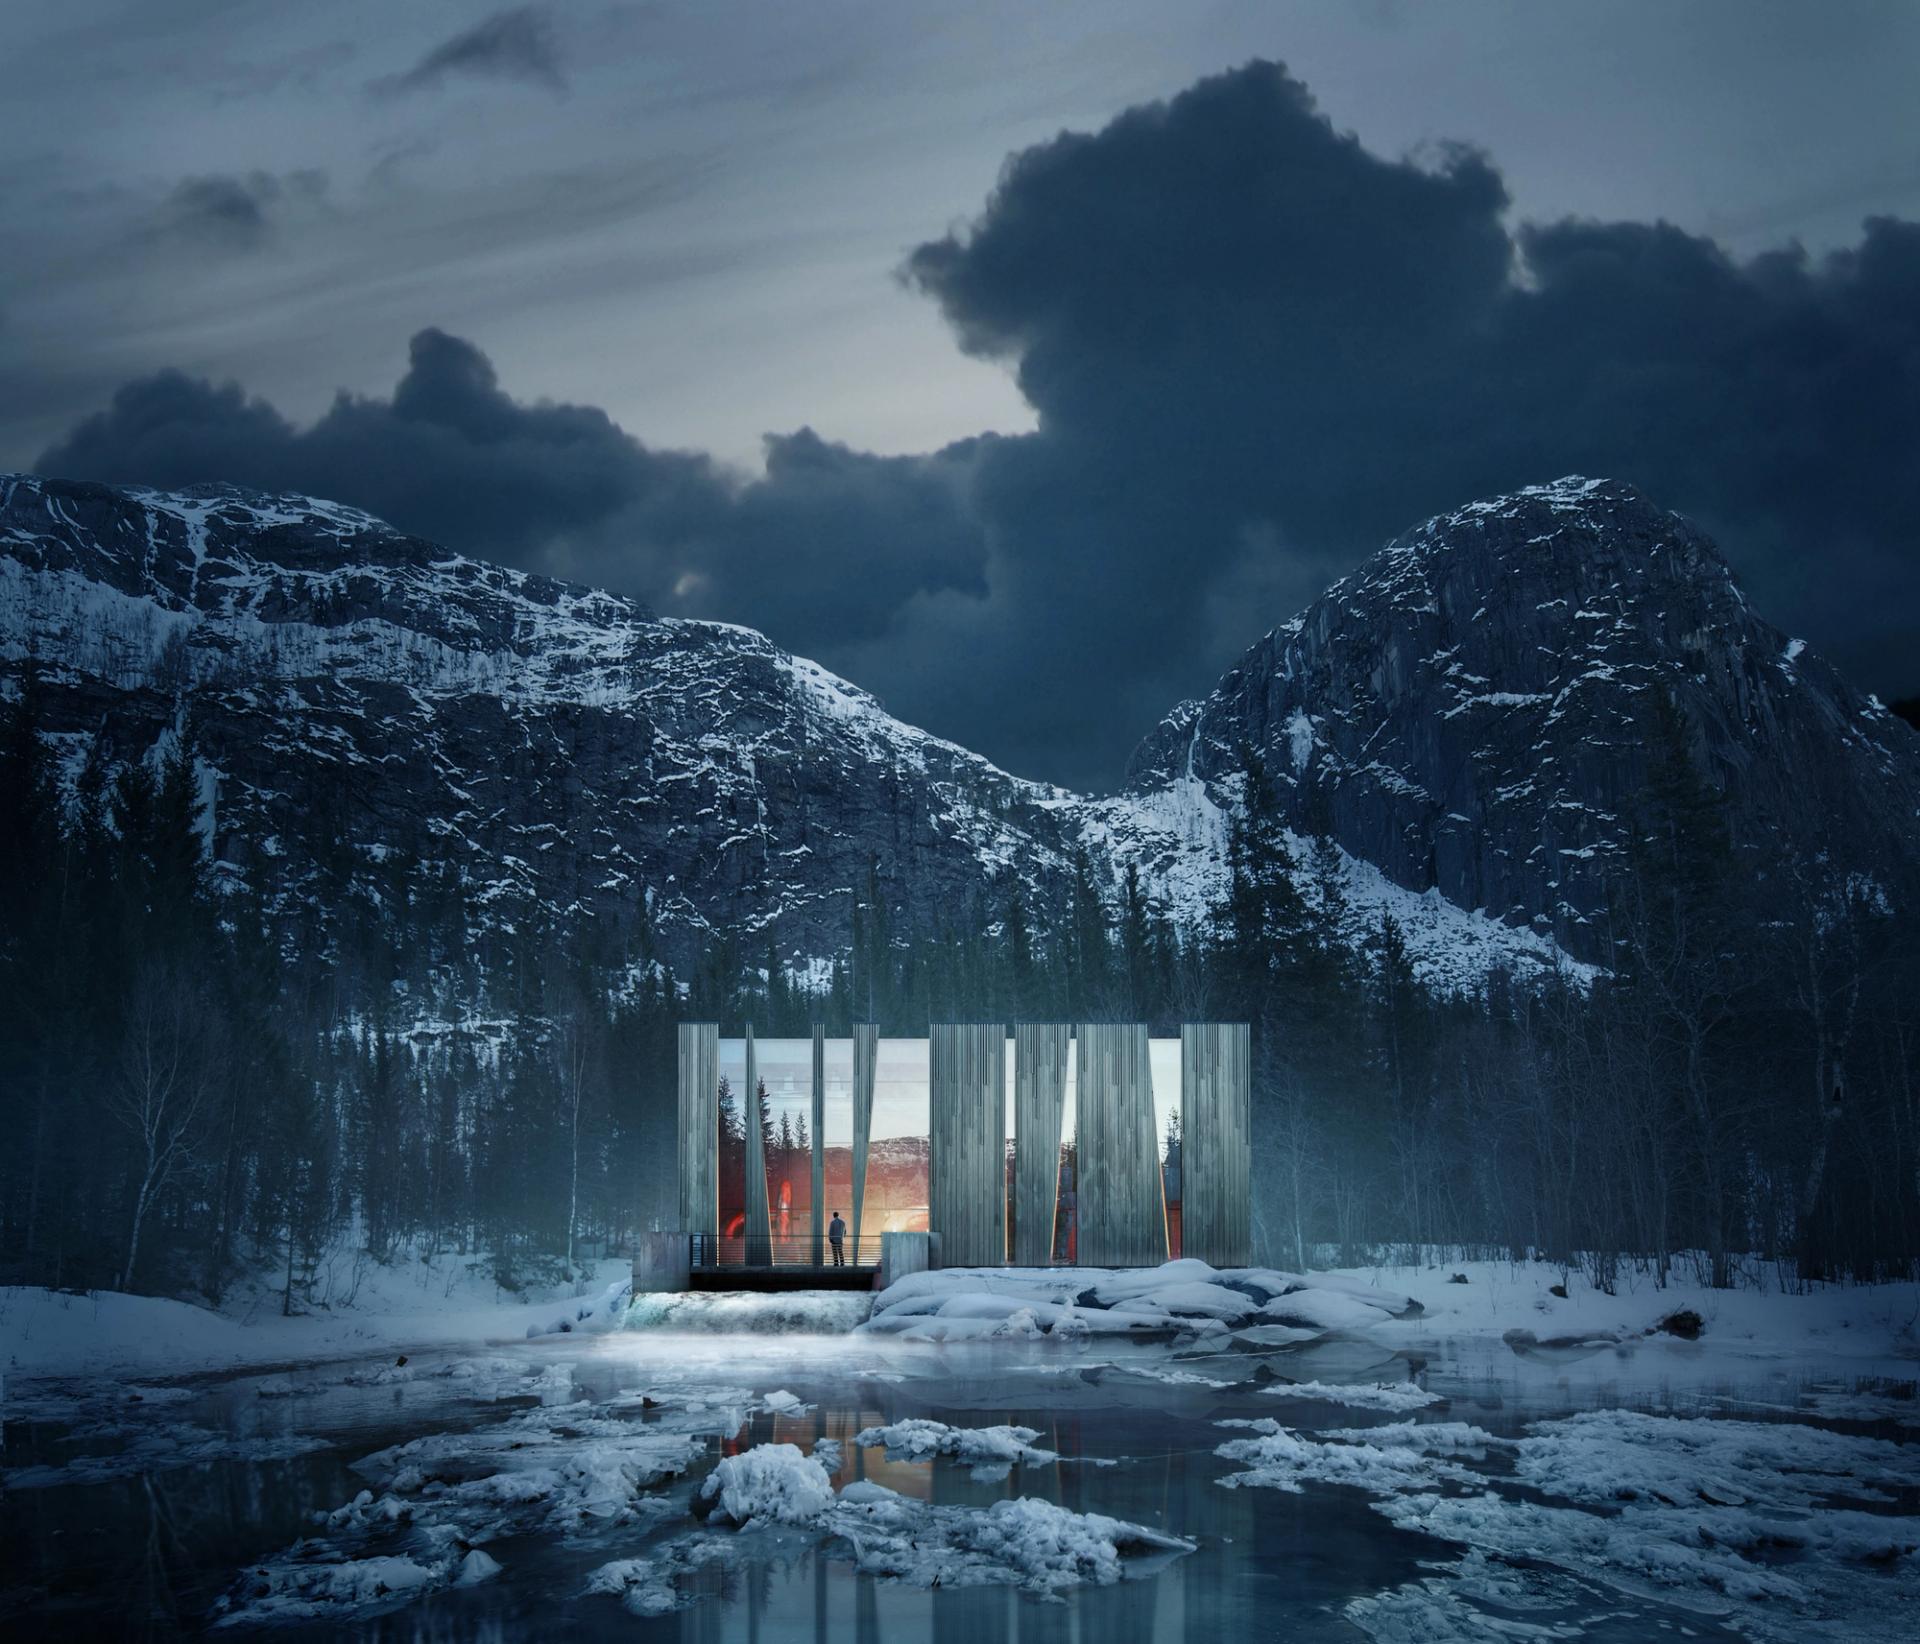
<box><xmin>828</xmin><ymin>1210</ymin><xmax>846</xmax><ymax>1266</ymax></box>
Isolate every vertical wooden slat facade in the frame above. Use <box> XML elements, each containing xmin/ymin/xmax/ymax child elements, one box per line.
<box><xmin>928</xmin><ymin>1023</ymin><xmax>1007</xmax><ymax>1267</ymax></box>
<box><xmin>1012</xmin><ymin>1023</ymin><xmax>1070</xmax><ymax>1265</ymax></box>
<box><xmin>1075</xmin><ymin>1023</ymin><xmax>1166</xmax><ymax>1266</ymax></box>
<box><xmin>1181</xmin><ymin>1022</ymin><xmax>1251</xmax><ymax>1265</ymax></box>
<box><xmin>676</xmin><ymin>1022</ymin><xmax>718</xmax><ymax>1234</ymax></box>
<box><xmin>850</xmin><ymin>1024</ymin><xmax>877</xmax><ymax>1246</ymax></box>
<box><xmin>679</xmin><ymin>1021</ymin><xmax>1245</xmax><ymax>1268</ymax></box>
<box><xmin>742</xmin><ymin>1025</ymin><xmax>771</xmax><ymax>1263</ymax></box>
<box><xmin>810</xmin><ymin>1026</ymin><xmax>825</xmax><ymax>1266</ymax></box>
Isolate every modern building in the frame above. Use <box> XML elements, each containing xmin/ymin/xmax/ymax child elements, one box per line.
<box><xmin>672</xmin><ymin>1022</ymin><xmax>1250</xmax><ymax>1277</ymax></box>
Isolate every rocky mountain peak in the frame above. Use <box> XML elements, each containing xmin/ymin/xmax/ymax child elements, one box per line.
<box><xmin>3</xmin><ymin>470</ymin><xmax>1912</xmax><ymax>994</ymax></box>
<box><xmin>1126</xmin><ymin>476</ymin><xmax>1920</xmax><ymax>960</ymax></box>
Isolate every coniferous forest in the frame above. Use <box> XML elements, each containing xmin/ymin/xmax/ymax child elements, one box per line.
<box><xmin>2</xmin><ymin>682</ymin><xmax>1916</xmax><ymax>1309</ymax></box>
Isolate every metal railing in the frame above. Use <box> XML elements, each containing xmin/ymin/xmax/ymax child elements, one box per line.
<box><xmin>689</xmin><ymin>1232</ymin><xmax>884</xmax><ymax>1269</ymax></box>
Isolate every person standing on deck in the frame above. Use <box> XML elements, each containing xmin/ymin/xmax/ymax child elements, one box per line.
<box><xmin>828</xmin><ymin>1210</ymin><xmax>846</xmax><ymax>1266</ymax></box>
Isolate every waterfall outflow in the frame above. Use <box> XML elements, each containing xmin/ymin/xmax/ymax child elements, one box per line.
<box><xmin>623</xmin><ymin>1291</ymin><xmax>874</xmax><ymax>1334</ymax></box>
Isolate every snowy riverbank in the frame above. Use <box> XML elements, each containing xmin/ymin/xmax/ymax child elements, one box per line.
<box><xmin>861</xmin><ymin>1254</ymin><xmax>1920</xmax><ymax>1369</ymax></box>
<box><xmin>0</xmin><ymin>1253</ymin><xmax>636</xmax><ymax>1380</ymax></box>
<box><xmin>5</xmin><ymin>1254</ymin><xmax>1918</xmax><ymax>1637</ymax></box>
<box><xmin>8</xmin><ymin>1252</ymin><xmax>1915</xmax><ymax>1385</ymax></box>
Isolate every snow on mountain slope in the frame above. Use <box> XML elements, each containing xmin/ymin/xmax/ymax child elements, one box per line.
<box><xmin>1125</xmin><ymin>477</ymin><xmax>1920</xmax><ymax>964</ymax></box>
<box><xmin>13</xmin><ymin>470</ymin><xmax>1893</xmax><ymax>995</ymax></box>
<box><xmin>1075</xmin><ymin>775</ymin><xmax>1591</xmax><ymax>992</ymax></box>
<box><xmin>0</xmin><ymin>474</ymin><xmax>1085</xmax><ymax>977</ymax></box>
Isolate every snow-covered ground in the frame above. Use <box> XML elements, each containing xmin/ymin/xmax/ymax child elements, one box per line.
<box><xmin>0</xmin><ymin>1250</ymin><xmax>636</xmax><ymax>1379</ymax></box>
<box><xmin>5</xmin><ymin>1254</ymin><xmax>1917</xmax><ymax>1638</ymax></box>
<box><xmin>861</xmin><ymin>1252</ymin><xmax>1920</xmax><ymax>1367</ymax></box>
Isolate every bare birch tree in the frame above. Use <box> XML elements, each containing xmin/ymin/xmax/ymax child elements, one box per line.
<box><xmin>112</xmin><ymin>961</ymin><xmax>211</xmax><ymax>1291</ymax></box>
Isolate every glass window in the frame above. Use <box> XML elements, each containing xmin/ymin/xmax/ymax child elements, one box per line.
<box><xmin>715</xmin><ymin>1038</ymin><xmax>746</xmax><ymax>1265</ymax></box>
<box><xmin>821</xmin><ymin>1039</ymin><xmax>853</xmax><ymax>1263</ymax></box>
<box><xmin>698</xmin><ymin>1028</ymin><xmax>1189</xmax><ymax>1268</ymax></box>
<box><xmin>1151</xmin><ymin>1037</ymin><xmax>1182</xmax><ymax>1260</ymax></box>
<box><xmin>754</xmin><ymin>1038</ymin><xmax>812</xmax><ymax>1264</ymax></box>
<box><xmin>866</xmin><ymin>1038</ymin><xmax>930</xmax><ymax>1238</ymax></box>
<box><xmin>1055</xmin><ymin>1048</ymin><xmax>1079</xmax><ymax>1264</ymax></box>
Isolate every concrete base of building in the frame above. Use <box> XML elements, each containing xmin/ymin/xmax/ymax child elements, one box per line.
<box><xmin>879</xmin><ymin>1230</ymin><xmax>942</xmax><ymax>1291</ymax></box>
<box><xmin>633</xmin><ymin>1229</ymin><xmax>692</xmax><ymax>1294</ymax></box>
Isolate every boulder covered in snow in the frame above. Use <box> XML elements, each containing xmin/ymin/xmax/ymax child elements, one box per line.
<box><xmin>859</xmin><ymin>1259</ymin><xmax>1417</xmax><ymax>1342</ymax></box>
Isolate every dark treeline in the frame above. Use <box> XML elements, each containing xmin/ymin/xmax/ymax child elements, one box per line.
<box><xmin>0</xmin><ymin>681</ymin><xmax>683</xmax><ymax>1308</ymax></box>
<box><xmin>692</xmin><ymin>722</ymin><xmax>1920</xmax><ymax>1287</ymax></box>
<box><xmin>3</xmin><ymin>681</ymin><xmax>1916</xmax><ymax>1304</ymax></box>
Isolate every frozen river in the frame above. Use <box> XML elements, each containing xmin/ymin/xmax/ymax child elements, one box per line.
<box><xmin>3</xmin><ymin>1287</ymin><xmax>1917</xmax><ymax>1639</ymax></box>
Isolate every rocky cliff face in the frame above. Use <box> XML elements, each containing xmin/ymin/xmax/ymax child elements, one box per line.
<box><xmin>3</xmin><ymin>472</ymin><xmax>1912</xmax><ymax>991</ymax></box>
<box><xmin>0</xmin><ymin>474</ymin><xmax>1089</xmax><ymax>976</ymax></box>
<box><xmin>1125</xmin><ymin>477</ymin><xmax>1920</xmax><ymax>960</ymax></box>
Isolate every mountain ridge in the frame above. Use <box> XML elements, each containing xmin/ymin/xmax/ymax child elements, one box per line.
<box><xmin>1127</xmin><ymin>476</ymin><xmax>1920</xmax><ymax>958</ymax></box>
<box><xmin>3</xmin><ymin>471</ymin><xmax>1912</xmax><ymax>999</ymax></box>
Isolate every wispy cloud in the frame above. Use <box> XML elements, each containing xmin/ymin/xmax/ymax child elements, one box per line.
<box><xmin>373</xmin><ymin>5</ymin><xmax>566</xmax><ymax>99</ymax></box>
<box><xmin>148</xmin><ymin>170</ymin><xmax>330</xmax><ymax>253</ymax></box>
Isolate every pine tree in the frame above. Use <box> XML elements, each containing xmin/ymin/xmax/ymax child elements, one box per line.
<box><xmin>1612</xmin><ymin>691</ymin><xmax>1745</xmax><ymax>1284</ymax></box>
<box><xmin>1069</xmin><ymin>847</ymin><xmax>1112</xmax><ymax>1016</ymax></box>
<box><xmin>1120</xmin><ymin>860</ymin><xmax>1152</xmax><ymax>1020</ymax></box>
<box><xmin>1004</xmin><ymin>886</ymin><xmax>1035</xmax><ymax>1007</ymax></box>
<box><xmin>1217</xmin><ymin>748</ymin><xmax>1311</xmax><ymax>1015</ymax></box>
<box><xmin>359</xmin><ymin>1026</ymin><xmax>405</xmax><ymax>1259</ymax></box>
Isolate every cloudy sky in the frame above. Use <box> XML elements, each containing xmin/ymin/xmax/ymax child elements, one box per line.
<box><xmin>6</xmin><ymin>1</ymin><xmax>1917</xmax><ymax>788</ymax></box>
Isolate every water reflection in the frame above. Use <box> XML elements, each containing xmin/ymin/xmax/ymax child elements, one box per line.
<box><xmin>4</xmin><ymin>1324</ymin><xmax>1904</xmax><ymax>1641</ymax></box>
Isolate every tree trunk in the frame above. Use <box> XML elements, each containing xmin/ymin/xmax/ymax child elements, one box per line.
<box><xmin>1798</xmin><ymin>1071</ymin><xmax>1844</xmax><ymax>1240</ymax></box>
<box><xmin>568</xmin><ymin>1093</ymin><xmax>580</xmax><ymax>1273</ymax></box>
<box><xmin>122</xmin><ymin>1169</ymin><xmax>153</xmax><ymax>1292</ymax></box>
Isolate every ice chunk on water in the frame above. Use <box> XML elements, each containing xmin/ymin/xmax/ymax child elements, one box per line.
<box><xmin>1215</xmin><ymin>1419</ymin><xmax>1486</xmax><ymax>1495</ymax></box>
<box><xmin>586</xmin><ymin>1556</ymin><xmax>680</xmax><ymax>1617</ymax></box>
<box><xmin>453</xmin><ymin>1549</ymin><xmax>500</xmax><ymax>1586</ymax></box>
<box><xmin>855</xmin><ymin>1417</ymin><xmax>1058</xmax><ymax>1480</ymax></box>
<box><xmin>1226</xmin><ymin>1397</ymin><xmax>1920</xmax><ymax>1632</ymax></box>
<box><xmin>1263</xmin><ymin>1379</ymin><xmax>1443</xmax><ymax>1412</ymax></box>
<box><xmin>1512</xmin><ymin>1407</ymin><xmax>1916</xmax><ymax>1511</ymax></box>
<box><xmin>585</xmin><ymin>1540</ymin><xmax>731</xmax><ymax>1617</ymax></box>
<box><xmin>525</xmin><ymin>1362</ymin><xmax>575</xmax><ymax>1400</ymax></box>
<box><xmin>695</xmin><ymin>1442</ymin><xmax>835</xmax><ymax>1526</ymax></box>
<box><xmin>217</xmin><ymin>1553</ymin><xmax>446</xmax><ymax>1625</ymax></box>
<box><xmin>829</xmin><ymin>1484</ymin><xmax>1195</xmax><ymax>1596</ymax></box>
<box><xmin>354</xmin><ymin>1405</ymin><xmax>705</xmax><ymax>1533</ymax></box>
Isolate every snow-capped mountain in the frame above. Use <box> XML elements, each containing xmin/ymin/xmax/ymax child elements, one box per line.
<box><xmin>0</xmin><ymin>474</ymin><xmax>1081</xmax><ymax>974</ymax></box>
<box><xmin>2</xmin><ymin>472</ymin><xmax>1912</xmax><ymax>991</ymax></box>
<box><xmin>1126</xmin><ymin>477</ymin><xmax>1920</xmax><ymax>963</ymax></box>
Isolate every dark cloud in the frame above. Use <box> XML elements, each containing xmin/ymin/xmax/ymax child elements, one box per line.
<box><xmin>891</xmin><ymin>61</ymin><xmax>1920</xmax><ymax>780</ymax></box>
<box><xmin>149</xmin><ymin>170</ymin><xmax>328</xmax><ymax>251</ymax></box>
<box><xmin>36</xmin><ymin>328</ymin><xmax>985</xmax><ymax>650</ymax></box>
<box><xmin>31</xmin><ymin>60</ymin><xmax>1920</xmax><ymax>788</ymax></box>
<box><xmin>376</xmin><ymin>5</ymin><xmax>567</xmax><ymax>98</ymax></box>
